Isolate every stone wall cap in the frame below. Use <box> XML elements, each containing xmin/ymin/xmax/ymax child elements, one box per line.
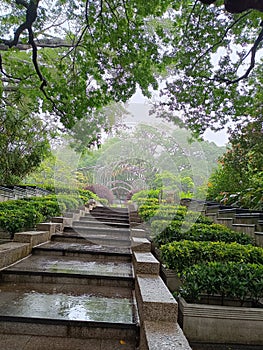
<box><xmin>134</xmin><ymin>252</ymin><xmax>158</xmax><ymax>263</ymax></box>
<box><xmin>0</xmin><ymin>242</ymin><xmax>30</xmax><ymax>251</ymax></box>
<box><xmin>137</xmin><ymin>274</ymin><xmax>177</xmax><ymax>304</ymax></box>
<box><xmin>15</xmin><ymin>231</ymin><xmax>48</xmax><ymax>235</ymax></box>
<box><xmin>144</xmin><ymin>321</ymin><xmax>191</xmax><ymax>350</ymax></box>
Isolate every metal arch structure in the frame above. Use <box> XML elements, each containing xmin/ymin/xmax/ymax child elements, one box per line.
<box><xmin>78</xmin><ymin>157</ymin><xmax>159</xmax><ymax>201</ymax></box>
<box><xmin>106</xmin><ymin>157</ymin><xmax>158</xmax><ymax>187</ymax></box>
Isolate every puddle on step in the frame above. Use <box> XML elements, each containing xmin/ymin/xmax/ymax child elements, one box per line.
<box><xmin>0</xmin><ymin>291</ymin><xmax>134</xmax><ymax>323</ymax></box>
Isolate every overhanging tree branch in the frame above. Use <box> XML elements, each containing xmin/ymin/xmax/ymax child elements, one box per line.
<box><xmin>9</xmin><ymin>0</ymin><xmax>40</xmax><ymax>48</ymax></box>
<box><xmin>199</xmin><ymin>0</ymin><xmax>263</xmax><ymax>13</ymax></box>
<box><xmin>190</xmin><ymin>11</ymin><xmax>252</xmax><ymax>72</ymax></box>
<box><xmin>215</xmin><ymin>23</ymin><xmax>263</xmax><ymax>84</ymax></box>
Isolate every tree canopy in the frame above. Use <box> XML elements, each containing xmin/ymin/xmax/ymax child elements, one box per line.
<box><xmin>1</xmin><ymin>1</ymin><xmax>263</xmax><ymax>137</ymax></box>
<box><xmin>207</xmin><ymin>118</ymin><xmax>263</xmax><ymax>209</ymax></box>
<box><xmin>0</xmin><ymin>105</ymin><xmax>51</xmax><ymax>183</ymax></box>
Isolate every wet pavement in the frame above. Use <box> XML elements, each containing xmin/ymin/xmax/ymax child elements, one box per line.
<box><xmin>0</xmin><ymin>207</ymin><xmax>139</xmax><ymax>349</ymax></box>
<box><xmin>4</xmin><ymin>255</ymin><xmax>133</xmax><ymax>278</ymax></box>
<box><xmin>36</xmin><ymin>241</ymin><xmax>131</xmax><ymax>255</ymax></box>
<box><xmin>0</xmin><ymin>290</ymin><xmax>134</xmax><ymax>323</ymax></box>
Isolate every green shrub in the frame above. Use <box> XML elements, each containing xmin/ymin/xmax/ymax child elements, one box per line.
<box><xmin>153</xmin><ymin>221</ymin><xmax>254</xmax><ymax>247</ymax></box>
<box><xmin>0</xmin><ymin>212</ymin><xmax>26</xmax><ymax>235</ymax></box>
<box><xmin>179</xmin><ymin>262</ymin><xmax>263</xmax><ymax>305</ymax></box>
<box><xmin>160</xmin><ymin>240</ymin><xmax>263</xmax><ymax>272</ymax></box>
<box><xmin>138</xmin><ymin>204</ymin><xmax>187</xmax><ymax>221</ymax></box>
<box><xmin>135</xmin><ymin>197</ymin><xmax>160</xmax><ymax>207</ymax></box>
<box><xmin>131</xmin><ymin>189</ymin><xmax>160</xmax><ymax>204</ymax></box>
<box><xmin>0</xmin><ymin>192</ymin><xmax>94</xmax><ymax>237</ymax></box>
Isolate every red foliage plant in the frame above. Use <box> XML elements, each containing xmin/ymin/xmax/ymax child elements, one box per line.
<box><xmin>85</xmin><ymin>184</ymin><xmax>115</xmax><ymax>204</ymax></box>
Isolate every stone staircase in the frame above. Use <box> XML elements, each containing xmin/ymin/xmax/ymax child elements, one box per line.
<box><xmin>0</xmin><ymin>206</ymin><xmax>138</xmax><ymax>349</ymax></box>
<box><xmin>205</xmin><ymin>205</ymin><xmax>263</xmax><ymax>247</ymax></box>
<box><xmin>0</xmin><ymin>205</ymin><xmax>191</xmax><ymax>350</ymax></box>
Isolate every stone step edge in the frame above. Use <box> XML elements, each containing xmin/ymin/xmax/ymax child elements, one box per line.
<box><xmin>2</xmin><ymin>269</ymin><xmax>135</xmax><ymax>283</ymax></box>
<box><xmin>135</xmin><ymin>274</ymin><xmax>178</xmax><ymax>323</ymax></box>
<box><xmin>0</xmin><ymin>316</ymin><xmax>139</xmax><ymax>341</ymax></box>
<box><xmin>0</xmin><ymin>242</ymin><xmax>31</xmax><ymax>270</ymax></box>
<box><xmin>33</xmin><ymin>245</ymin><xmax>132</xmax><ymax>257</ymax></box>
<box><xmin>141</xmin><ymin>320</ymin><xmax>191</xmax><ymax>350</ymax></box>
<box><xmin>72</xmin><ymin>221</ymin><xmax>130</xmax><ymax>228</ymax></box>
<box><xmin>133</xmin><ymin>252</ymin><xmax>160</xmax><ymax>275</ymax></box>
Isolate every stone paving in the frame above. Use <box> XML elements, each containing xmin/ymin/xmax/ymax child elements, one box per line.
<box><xmin>0</xmin><ymin>206</ymin><xmax>139</xmax><ymax>349</ymax></box>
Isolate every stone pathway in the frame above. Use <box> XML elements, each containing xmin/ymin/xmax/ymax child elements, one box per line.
<box><xmin>0</xmin><ymin>206</ymin><xmax>139</xmax><ymax>349</ymax></box>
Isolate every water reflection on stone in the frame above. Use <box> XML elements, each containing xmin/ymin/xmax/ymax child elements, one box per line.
<box><xmin>1</xmin><ymin>291</ymin><xmax>134</xmax><ymax>323</ymax></box>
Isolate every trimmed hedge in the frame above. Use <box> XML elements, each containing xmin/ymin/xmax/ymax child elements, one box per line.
<box><xmin>160</xmin><ymin>240</ymin><xmax>263</xmax><ymax>272</ymax></box>
<box><xmin>152</xmin><ymin>221</ymin><xmax>254</xmax><ymax>246</ymax></box>
<box><xmin>0</xmin><ymin>190</ymin><xmax>94</xmax><ymax>236</ymax></box>
<box><xmin>179</xmin><ymin>262</ymin><xmax>263</xmax><ymax>305</ymax></box>
<box><xmin>138</xmin><ymin>204</ymin><xmax>187</xmax><ymax>221</ymax></box>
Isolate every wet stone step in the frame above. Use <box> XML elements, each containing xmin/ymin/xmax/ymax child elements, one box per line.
<box><xmin>52</xmin><ymin>234</ymin><xmax>131</xmax><ymax>248</ymax></box>
<box><xmin>65</xmin><ymin>225</ymin><xmax>131</xmax><ymax>236</ymax></box>
<box><xmin>1</xmin><ymin>255</ymin><xmax>134</xmax><ymax>287</ymax></box>
<box><xmin>70</xmin><ymin>228</ymin><xmax>131</xmax><ymax>240</ymax></box>
<box><xmin>0</xmin><ymin>281</ymin><xmax>133</xmax><ymax>298</ymax></box>
<box><xmin>1</xmin><ymin>255</ymin><xmax>133</xmax><ymax>277</ymax></box>
<box><xmin>91</xmin><ymin>206</ymin><xmax>128</xmax><ymax>212</ymax></box>
<box><xmin>33</xmin><ymin>242</ymin><xmax>132</xmax><ymax>262</ymax></box>
<box><xmin>83</xmin><ymin>214</ymin><xmax>129</xmax><ymax>223</ymax></box>
<box><xmin>0</xmin><ymin>290</ymin><xmax>135</xmax><ymax>324</ymax></box>
<box><xmin>0</xmin><ymin>287</ymin><xmax>139</xmax><ymax>347</ymax></box>
<box><xmin>89</xmin><ymin>209</ymin><xmax>129</xmax><ymax>220</ymax></box>
<box><xmin>73</xmin><ymin>220</ymin><xmax>130</xmax><ymax>229</ymax></box>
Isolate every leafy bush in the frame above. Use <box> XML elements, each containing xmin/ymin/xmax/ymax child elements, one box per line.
<box><xmin>153</xmin><ymin>221</ymin><xmax>254</xmax><ymax>247</ymax></box>
<box><xmin>126</xmin><ymin>188</ymin><xmax>142</xmax><ymax>202</ymax></box>
<box><xmin>131</xmin><ymin>189</ymin><xmax>160</xmax><ymax>207</ymax></box>
<box><xmin>0</xmin><ymin>192</ymin><xmax>94</xmax><ymax>237</ymax></box>
<box><xmin>138</xmin><ymin>204</ymin><xmax>187</xmax><ymax>221</ymax></box>
<box><xmin>179</xmin><ymin>262</ymin><xmax>263</xmax><ymax>305</ymax></box>
<box><xmin>160</xmin><ymin>240</ymin><xmax>263</xmax><ymax>272</ymax></box>
<box><xmin>85</xmin><ymin>184</ymin><xmax>114</xmax><ymax>204</ymax></box>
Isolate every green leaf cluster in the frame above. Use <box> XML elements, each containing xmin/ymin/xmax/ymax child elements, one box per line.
<box><xmin>138</xmin><ymin>204</ymin><xmax>187</xmax><ymax>221</ymax></box>
<box><xmin>0</xmin><ymin>191</ymin><xmax>94</xmax><ymax>236</ymax></box>
<box><xmin>160</xmin><ymin>240</ymin><xmax>263</xmax><ymax>272</ymax></box>
<box><xmin>207</xmin><ymin>120</ymin><xmax>263</xmax><ymax>210</ymax></box>
<box><xmin>152</xmin><ymin>220</ymin><xmax>253</xmax><ymax>246</ymax></box>
<box><xmin>179</xmin><ymin>262</ymin><xmax>263</xmax><ymax>305</ymax></box>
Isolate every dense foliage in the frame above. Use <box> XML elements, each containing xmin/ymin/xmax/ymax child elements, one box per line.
<box><xmin>1</xmin><ymin>1</ymin><xmax>263</xmax><ymax>136</ymax></box>
<box><xmin>161</xmin><ymin>240</ymin><xmax>263</xmax><ymax>272</ymax></box>
<box><xmin>152</xmin><ymin>221</ymin><xmax>253</xmax><ymax>246</ymax></box>
<box><xmin>180</xmin><ymin>262</ymin><xmax>263</xmax><ymax>305</ymax></box>
<box><xmin>142</xmin><ymin>200</ymin><xmax>262</xmax><ymax>304</ymax></box>
<box><xmin>207</xmin><ymin>120</ymin><xmax>263</xmax><ymax>209</ymax></box>
<box><xmin>0</xmin><ymin>107</ymin><xmax>52</xmax><ymax>184</ymax></box>
<box><xmin>1</xmin><ymin>1</ymin><xmax>262</xmax><ymax>190</ymax></box>
<box><xmin>0</xmin><ymin>190</ymin><xmax>95</xmax><ymax>236</ymax></box>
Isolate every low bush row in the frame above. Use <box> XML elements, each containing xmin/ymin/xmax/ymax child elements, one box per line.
<box><xmin>138</xmin><ymin>203</ymin><xmax>212</xmax><ymax>225</ymax></box>
<box><xmin>0</xmin><ymin>190</ymin><xmax>95</xmax><ymax>236</ymax></box>
<box><xmin>152</xmin><ymin>221</ymin><xmax>254</xmax><ymax>246</ymax></box>
<box><xmin>179</xmin><ymin>262</ymin><xmax>263</xmax><ymax>305</ymax></box>
<box><xmin>138</xmin><ymin>204</ymin><xmax>186</xmax><ymax>221</ymax></box>
<box><xmin>137</xmin><ymin>201</ymin><xmax>262</xmax><ymax>304</ymax></box>
<box><xmin>160</xmin><ymin>240</ymin><xmax>263</xmax><ymax>272</ymax></box>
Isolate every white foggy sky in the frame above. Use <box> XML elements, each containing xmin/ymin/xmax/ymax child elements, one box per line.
<box><xmin>128</xmin><ymin>89</ymin><xmax>229</xmax><ymax>147</ymax></box>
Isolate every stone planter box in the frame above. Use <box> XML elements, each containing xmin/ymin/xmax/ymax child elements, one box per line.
<box><xmin>178</xmin><ymin>297</ymin><xmax>263</xmax><ymax>346</ymax></box>
<box><xmin>160</xmin><ymin>265</ymin><xmax>182</xmax><ymax>292</ymax></box>
<box><xmin>153</xmin><ymin>248</ymin><xmax>182</xmax><ymax>292</ymax></box>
